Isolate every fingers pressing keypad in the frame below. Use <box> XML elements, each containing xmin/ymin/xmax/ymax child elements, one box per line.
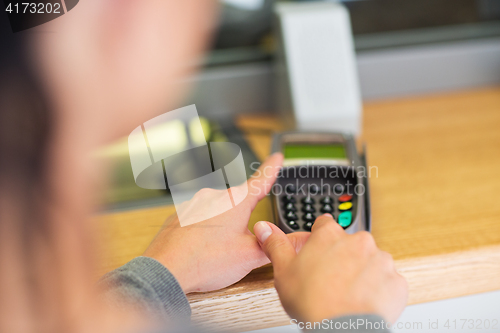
<box><xmin>280</xmin><ymin>185</ymin><xmax>355</xmax><ymax>231</ymax></box>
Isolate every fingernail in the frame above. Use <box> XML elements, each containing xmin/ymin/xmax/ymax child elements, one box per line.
<box><xmin>254</xmin><ymin>221</ymin><xmax>272</xmax><ymax>243</ymax></box>
<box><xmin>322</xmin><ymin>213</ymin><xmax>333</xmax><ymax>218</ymax></box>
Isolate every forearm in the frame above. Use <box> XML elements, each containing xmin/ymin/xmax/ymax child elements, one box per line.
<box><xmin>98</xmin><ymin>257</ymin><xmax>391</xmax><ymax>333</ymax></box>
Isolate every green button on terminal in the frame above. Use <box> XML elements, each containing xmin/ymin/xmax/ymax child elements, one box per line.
<box><xmin>338</xmin><ymin>211</ymin><xmax>352</xmax><ymax>228</ymax></box>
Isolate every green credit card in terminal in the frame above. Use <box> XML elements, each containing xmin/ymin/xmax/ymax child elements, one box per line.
<box><xmin>271</xmin><ymin>131</ymin><xmax>371</xmax><ymax>233</ymax></box>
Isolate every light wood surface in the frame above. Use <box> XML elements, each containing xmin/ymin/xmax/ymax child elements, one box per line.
<box><xmin>95</xmin><ymin>87</ymin><xmax>500</xmax><ymax>332</ymax></box>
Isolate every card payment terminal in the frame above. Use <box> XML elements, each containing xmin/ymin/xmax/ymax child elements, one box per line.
<box><xmin>271</xmin><ymin>132</ymin><xmax>371</xmax><ymax>234</ymax></box>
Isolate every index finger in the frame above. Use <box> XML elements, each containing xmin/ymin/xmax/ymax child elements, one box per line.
<box><xmin>309</xmin><ymin>213</ymin><xmax>346</xmax><ymax>244</ymax></box>
<box><xmin>245</xmin><ymin>153</ymin><xmax>283</xmax><ymax>209</ymax></box>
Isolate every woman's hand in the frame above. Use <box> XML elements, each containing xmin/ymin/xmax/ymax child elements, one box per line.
<box><xmin>143</xmin><ymin>153</ymin><xmax>309</xmax><ymax>293</ymax></box>
<box><xmin>254</xmin><ymin>214</ymin><xmax>408</xmax><ymax>324</ymax></box>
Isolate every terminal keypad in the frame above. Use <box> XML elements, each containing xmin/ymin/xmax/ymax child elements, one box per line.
<box><xmin>280</xmin><ymin>185</ymin><xmax>354</xmax><ymax>231</ymax></box>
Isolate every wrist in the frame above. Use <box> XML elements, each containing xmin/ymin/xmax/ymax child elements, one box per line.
<box><xmin>142</xmin><ymin>253</ymin><xmax>196</xmax><ymax>294</ymax></box>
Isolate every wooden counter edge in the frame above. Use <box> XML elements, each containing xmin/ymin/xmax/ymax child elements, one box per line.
<box><xmin>188</xmin><ymin>244</ymin><xmax>500</xmax><ymax>332</ymax></box>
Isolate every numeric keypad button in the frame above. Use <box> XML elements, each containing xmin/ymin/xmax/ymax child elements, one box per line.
<box><xmin>284</xmin><ymin>202</ymin><xmax>296</xmax><ymax>212</ymax></box>
<box><xmin>321</xmin><ymin>204</ymin><xmax>333</xmax><ymax>213</ymax></box>
<box><xmin>302</xmin><ymin>204</ymin><xmax>315</xmax><ymax>213</ymax></box>
<box><xmin>320</xmin><ymin>196</ymin><xmax>333</xmax><ymax>204</ymax></box>
<box><xmin>287</xmin><ymin>220</ymin><xmax>300</xmax><ymax>230</ymax></box>
<box><xmin>301</xmin><ymin>196</ymin><xmax>315</xmax><ymax>205</ymax></box>
<box><xmin>303</xmin><ymin>221</ymin><xmax>314</xmax><ymax>231</ymax></box>
<box><xmin>308</xmin><ymin>184</ymin><xmax>320</xmax><ymax>194</ymax></box>
<box><xmin>285</xmin><ymin>184</ymin><xmax>297</xmax><ymax>194</ymax></box>
<box><xmin>303</xmin><ymin>212</ymin><xmax>316</xmax><ymax>222</ymax></box>
<box><xmin>285</xmin><ymin>211</ymin><xmax>298</xmax><ymax>221</ymax></box>
<box><xmin>333</xmin><ymin>184</ymin><xmax>344</xmax><ymax>194</ymax></box>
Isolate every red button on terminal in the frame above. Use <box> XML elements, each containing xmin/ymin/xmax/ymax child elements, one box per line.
<box><xmin>339</xmin><ymin>194</ymin><xmax>352</xmax><ymax>202</ymax></box>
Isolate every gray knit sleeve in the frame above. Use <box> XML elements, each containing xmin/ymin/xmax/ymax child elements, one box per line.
<box><xmin>98</xmin><ymin>256</ymin><xmax>191</xmax><ymax>325</ymax></box>
<box><xmin>308</xmin><ymin>314</ymin><xmax>391</xmax><ymax>332</ymax></box>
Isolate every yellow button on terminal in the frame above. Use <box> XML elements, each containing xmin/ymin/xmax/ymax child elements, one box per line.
<box><xmin>338</xmin><ymin>202</ymin><xmax>352</xmax><ymax>211</ymax></box>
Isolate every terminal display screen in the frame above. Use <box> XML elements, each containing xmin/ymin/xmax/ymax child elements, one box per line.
<box><xmin>284</xmin><ymin>144</ymin><xmax>347</xmax><ymax>159</ymax></box>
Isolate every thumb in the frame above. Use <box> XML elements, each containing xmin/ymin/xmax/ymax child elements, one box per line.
<box><xmin>254</xmin><ymin>221</ymin><xmax>296</xmax><ymax>275</ymax></box>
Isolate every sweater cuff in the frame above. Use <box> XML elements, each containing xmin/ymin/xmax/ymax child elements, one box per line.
<box><xmin>99</xmin><ymin>256</ymin><xmax>191</xmax><ymax>323</ymax></box>
<box><xmin>125</xmin><ymin>257</ymin><xmax>191</xmax><ymax>318</ymax></box>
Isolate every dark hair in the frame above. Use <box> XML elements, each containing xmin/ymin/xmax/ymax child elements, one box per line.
<box><xmin>0</xmin><ymin>14</ymin><xmax>53</xmax><ymax>180</ymax></box>
<box><xmin>0</xmin><ymin>12</ymin><xmax>55</xmax><ymax>332</ymax></box>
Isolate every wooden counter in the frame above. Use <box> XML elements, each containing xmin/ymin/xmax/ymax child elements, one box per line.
<box><xmin>95</xmin><ymin>87</ymin><xmax>500</xmax><ymax>331</ymax></box>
